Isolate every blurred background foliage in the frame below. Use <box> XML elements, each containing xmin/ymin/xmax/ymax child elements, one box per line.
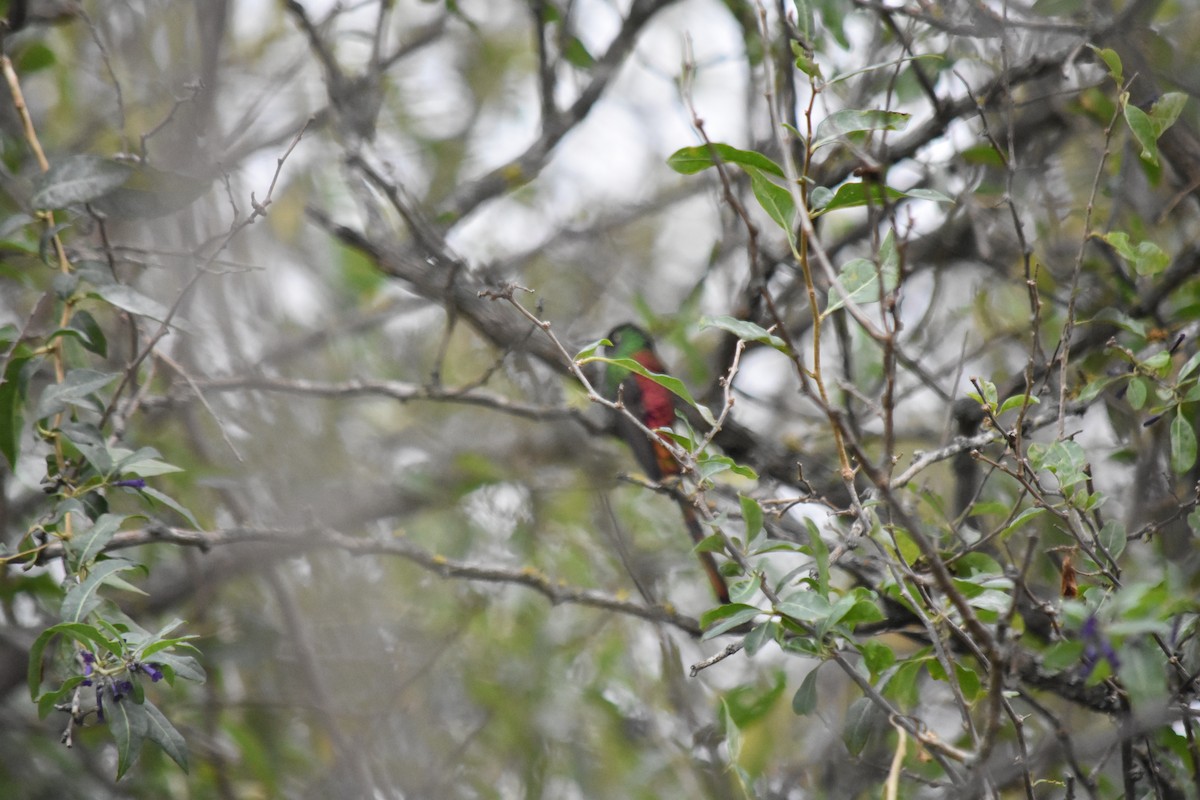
<box><xmin>5</xmin><ymin>0</ymin><xmax>1200</xmax><ymax>797</ymax></box>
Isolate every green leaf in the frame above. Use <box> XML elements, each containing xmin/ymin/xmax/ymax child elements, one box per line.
<box><xmin>59</xmin><ymin>421</ymin><xmax>114</xmax><ymax>474</ymax></box>
<box><xmin>747</xmin><ymin>167</ymin><xmax>796</xmax><ymax>241</ymax></box>
<box><xmin>1098</xmin><ymin>231</ymin><xmax>1170</xmax><ymax>276</ymax></box>
<box><xmin>742</xmin><ymin>619</ymin><xmax>777</xmax><ymax>656</ymax></box>
<box><xmin>1027</xmin><ymin>440</ymin><xmax>1088</xmax><ymax>488</ymax></box>
<box><xmin>1119</xmin><ymin>93</ymin><xmax>1185</xmax><ymax>169</ymax></box>
<box><xmin>36</xmin><ymin>369</ymin><xmax>120</xmax><ymax>418</ymax></box>
<box><xmin>1087</xmin><ymin>44</ymin><xmax>1122</xmax><ymax>85</ymax></box>
<box><xmin>1042</xmin><ymin>640</ymin><xmax>1084</xmax><ymax>672</ymax></box>
<box><xmin>695</xmin><ymin>453</ymin><xmax>757</xmax><ymax>481</ymax></box>
<box><xmin>842</xmin><ymin>696</ymin><xmax>878</xmax><ymax>756</ymax></box>
<box><xmin>102</xmin><ymin>572</ymin><xmax>150</xmax><ymax>597</ymax></box>
<box><xmin>572</xmin><ymin>337</ymin><xmax>609</xmax><ymax>361</ymax></box>
<box><xmin>811</xmin><ymin>181</ymin><xmax>888</xmax><ymax>212</ymax></box>
<box><xmin>91</xmin><ymin>283</ymin><xmax>192</xmax><ymax>331</ymax></box>
<box><xmin>1178</xmin><ymin>350</ymin><xmax>1200</xmax><ymax>382</ymax></box>
<box><xmin>90</xmin><ymin>164</ymin><xmax>211</xmax><ymax>220</ymax></box>
<box><xmin>151</xmin><ymin>650</ymin><xmax>206</xmax><ymax>684</ymax></box>
<box><xmin>27</xmin><ymin>621</ymin><xmax>121</xmax><ymax>700</ymax></box>
<box><xmin>37</xmin><ymin>675</ymin><xmax>87</xmax><ymax>719</ymax></box>
<box><xmin>1126</xmin><ymin>376</ymin><xmax>1147</xmax><ymax>410</ymax></box>
<box><xmin>1144</xmin><ymin>351</ymin><xmax>1172</xmax><ymax>376</ymax></box>
<box><xmin>69</xmin><ymin>513</ymin><xmax>127</xmax><ymax>569</ymax></box>
<box><xmin>700</xmin><ymin>604</ymin><xmax>761</xmax><ymax>640</ymax></box>
<box><xmin>1124</xmin><ymin>102</ymin><xmax>1160</xmax><ymax>165</ymax></box>
<box><xmin>1149</xmin><ymin>93</ymin><xmax>1187</xmax><ymax>140</ymax></box>
<box><xmin>813</xmin><ymin>109</ymin><xmax>910</xmax><ymax>149</ymax></box>
<box><xmin>791</xmin><ymin>0</ymin><xmax>815</xmax><ymax>44</ymax></box>
<box><xmin>584</xmin><ymin>355</ymin><xmax>715</xmax><ymax>425</ymax></box>
<box><xmin>109</xmin><ymin>695</ymin><xmax>146</xmax><ymax>780</ymax></box>
<box><xmin>1106</xmin><ymin>618</ymin><xmax>1172</xmax><ymax>637</ymax></box>
<box><xmin>139</xmin><ymin>634</ymin><xmax>200</xmax><ymax>660</ymax></box>
<box><xmin>1122</xmin><ymin>642</ymin><xmax>1166</xmax><ymax>708</ymax></box>
<box><xmin>776</xmin><ymin>591</ymin><xmax>832</xmax><ymax>623</ymax></box>
<box><xmin>840</xmin><ymin>595</ymin><xmax>885</xmax><ymax>628</ymax></box>
<box><xmin>0</xmin><ymin>348</ymin><xmax>35</xmax><ymax>469</ymax></box>
<box><xmin>700</xmin><ymin>315</ymin><xmax>789</xmax><ymax>352</ymax></box>
<box><xmin>961</xmin><ymin>144</ymin><xmax>1005</xmax><ymax>166</ymax></box>
<box><xmin>779</xmin><ymin>633</ymin><xmax>823</xmax><ymax>658</ymax></box>
<box><xmin>141</xmin><ymin>486</ymin><xmax>201</xmax><ymax>528</ymax></box>
<box><xmin>1076</xmin><ymin>373</ymin><xmax>1117</xmax><ymax>405</ymax></box>
<box><xmin>1171</xmin><ymin>410</ymin><xmax>1197</xmax><ymax>473</ymax></box>
<box><xmin>729</xmin><ymin>575</ymin><xmax>763</xmax><ymax>605</ymax></box>
<box><xmin>818</xmin><ymin>591</ymin><xmax>860</xmax><ymax>637</ymax></box>
<box><xmin>666</xmin><ymin>143</ymin><xmax>785</xmax><ymax>177</ymax></box>
<box><xmin>1088</xmin><ymin>307</ymin><xmax>1147</xmax><ymax>338</ymax></box>
<box><xmin>562</xmin><ymin>37</ymin><xmax>594</xmax><ymax>69</ymax></box>
<box><xmin>64</xmin><ymin>310</ymin><xmax>108</xmax><ymax>357</ymax></box>
<box><xmin>31</xmin><ymin>155</ymin><xmax>132</xmax><ymax>210</ymax></box>
<box><xmin>748</xmin><ymin>537</ymin><xmax>804</xmax><ymax>556</ymax></box>
<box><xmin>740</xmin><ymin>495</ymin><xmax>763</xmax><ymax>540</ymax></box>
<box><xmin>150</xmin><ymin>617</ymin><xmax>188</xmax><ymax>642</ymax></box>
<box><xmin>792</xmin><ymin>41</ymin><xmax>822</xmax><ymax>78</ymax></box>
<box><xmin>964</xmin><ymin>588</ymin><xmax>1011</xmax><ymax>614</ymax></box>
<box><xmin>806</xmin><ymin>519</ymin><xmax>830</xmax><ymax>597</ymax></box>
<box><xmin>997</xmin><ymin>392</ymin><xmax>1039</xmax><ymax>415</ymax></box>
<box><xmin>60</xmin><ymin>559</ymin><xmax>144</xmax><ymax>623</ymax></box>
<box><xmin>823</xmin><ymin>256</ymin><xmax>898</xmax><ymax>316</ymax></box>
<box><xmin>721</xmin><ymin>699</ymin><xmax>742</xmax><ymax>763</ymax></box>
<box><xmin>902</xmin><ymin>187</ymin><xmax>955</xmax><ymax>204</ymax></box>
<box><xmin>1097</xmin><ymin>521</ymin><xmax>1126</xmax><ymax>563</ymax></box>
<box><xmin>824</xmin><ymin>54</ymin><xmax>944</xmax><ymax>88</ymax></box>
<box><xmin>114</xmin><ymin>446</ymin><xmax>184</xmax><ymax>477</ymax></box>
<box><xmin>724</xmin><ymin>673</ymin><xmax>787</xmax><ymax>728</ymax></box>
<box><xmin>95</xmin><ymin>618</ymin><xmax>133</xmax><ymax>646</ymax></box>
<box><xmin>998</xmin><ymin>506</ymin><xmax>1046</xmax><ymax>537</ymax></box>
<box><xmin>969</xmin><ymin>500</ymin><xmax>1009</xmax><ymax>517</ymax></box>
<box><xmin>693</xmin><ymin>532</ymin><xmax>725</xmax><ymax>555</ymax></box>
<box><xmin>859</xmin><ymin>641</ymin><xmax>895</xmax><ymax>681</ymax></box>
<box><xmin>886</xmin><ymin>658</ymin><xmax>926</xmax><ymax>708</ymax></box>
<box><xmin>141</xmin><ymin>700</ymin><xmax>190</xmax><ymax>772</ymax></box>
<box><xmin>955</xmin><ymin>663</ymin><xmax>981</xmax><ymax>701</ymax></box>
<box><xmin>792</xmin><ymin>667</ymin><xmax>820</xmax><ymax>716</ymax></box>
<box><xmin>811</xmin><ymin>181</ymin><xmax>952</xmax><ymax>214</ymax></box>
<box><xmin>928</xmin><ymin>659</ymin><xmax>981</xmax><ymax>700</ymax></box>
<box><xmin>14</xmin><ymin>41</ymin><xmax>56</xmax><ymax>73</ymax></box>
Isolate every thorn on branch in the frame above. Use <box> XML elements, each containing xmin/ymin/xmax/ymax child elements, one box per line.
<box><xmin>690</xmin><ymin>642</ymin><xmax>742</xmax><ymax>676</ymax></box>
<box><xmin>250</xmin><ymin>192</ymin><xmax>270</xmax><ymax>218</ymax></box>
<box><xmin>477</xmin><ymin>282</ymin><xmax>531</xmax><ymax>302</ymax></box>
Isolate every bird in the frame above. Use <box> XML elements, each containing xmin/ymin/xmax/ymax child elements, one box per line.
<box><xmin>601</xmin><ymin>324</ymin><xmax>731</xmax><ymax>604</ymax></box>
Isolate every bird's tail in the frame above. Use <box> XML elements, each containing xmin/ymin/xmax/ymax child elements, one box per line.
<box><xmin>680</xmin><ymin>503</ymin><xmax>731</xmax><ymax>604</ymax></box>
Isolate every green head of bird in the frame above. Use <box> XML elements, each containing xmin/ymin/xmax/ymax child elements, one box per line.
<box><xmin>603</xmin><ymin>324</ymin><xmax>655</xmax><ymax>393</ymax></box>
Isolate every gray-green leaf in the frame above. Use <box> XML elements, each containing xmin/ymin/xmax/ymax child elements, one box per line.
<box><xmin>32</xmin><ymin>155</ymin><xmax>132</xmax><ymax>210</ymax></box>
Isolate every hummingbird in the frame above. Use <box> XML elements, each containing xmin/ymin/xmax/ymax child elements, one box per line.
<box><xmin>602</xmin><ymin>324</ymin><xmax>731</xmax><ymax>604</ymax></box>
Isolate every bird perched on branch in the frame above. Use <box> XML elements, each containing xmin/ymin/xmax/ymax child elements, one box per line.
<box><xmin>601</xmin><ymin>324</ymin><xmax>730</xmax><ymax>604</ymax></box>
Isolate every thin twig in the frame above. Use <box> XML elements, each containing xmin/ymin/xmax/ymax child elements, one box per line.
<box><xmin>30</xmin><ymin>523</ymin><xmax>707</xmax><ymax>637</ymax></box>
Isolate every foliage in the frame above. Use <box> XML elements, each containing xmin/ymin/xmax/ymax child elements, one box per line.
<box><xmin>5</xmin><ymin>0</ymin><xmax>1200</xmax><ymax>798</ymax></box>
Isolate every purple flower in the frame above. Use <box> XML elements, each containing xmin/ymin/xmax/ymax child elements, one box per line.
<box><xmin>80</xmin><ymin>651</ymin><xmax>95</xmax><ymax>686</ymax></box>
<box><xmin>134</xmin><ymin>661</ymin><xmax>164</xmax><ymax>682</ymax></box>
<box><xmin>1080</xmin><ymin>614</ymin><xmax>1120</xmax><ymax>678</ymax></box>
<box><xmin>113</xmin><ymin>478</ymin><xmax>146</xmax><ymax>489</ymax></box>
